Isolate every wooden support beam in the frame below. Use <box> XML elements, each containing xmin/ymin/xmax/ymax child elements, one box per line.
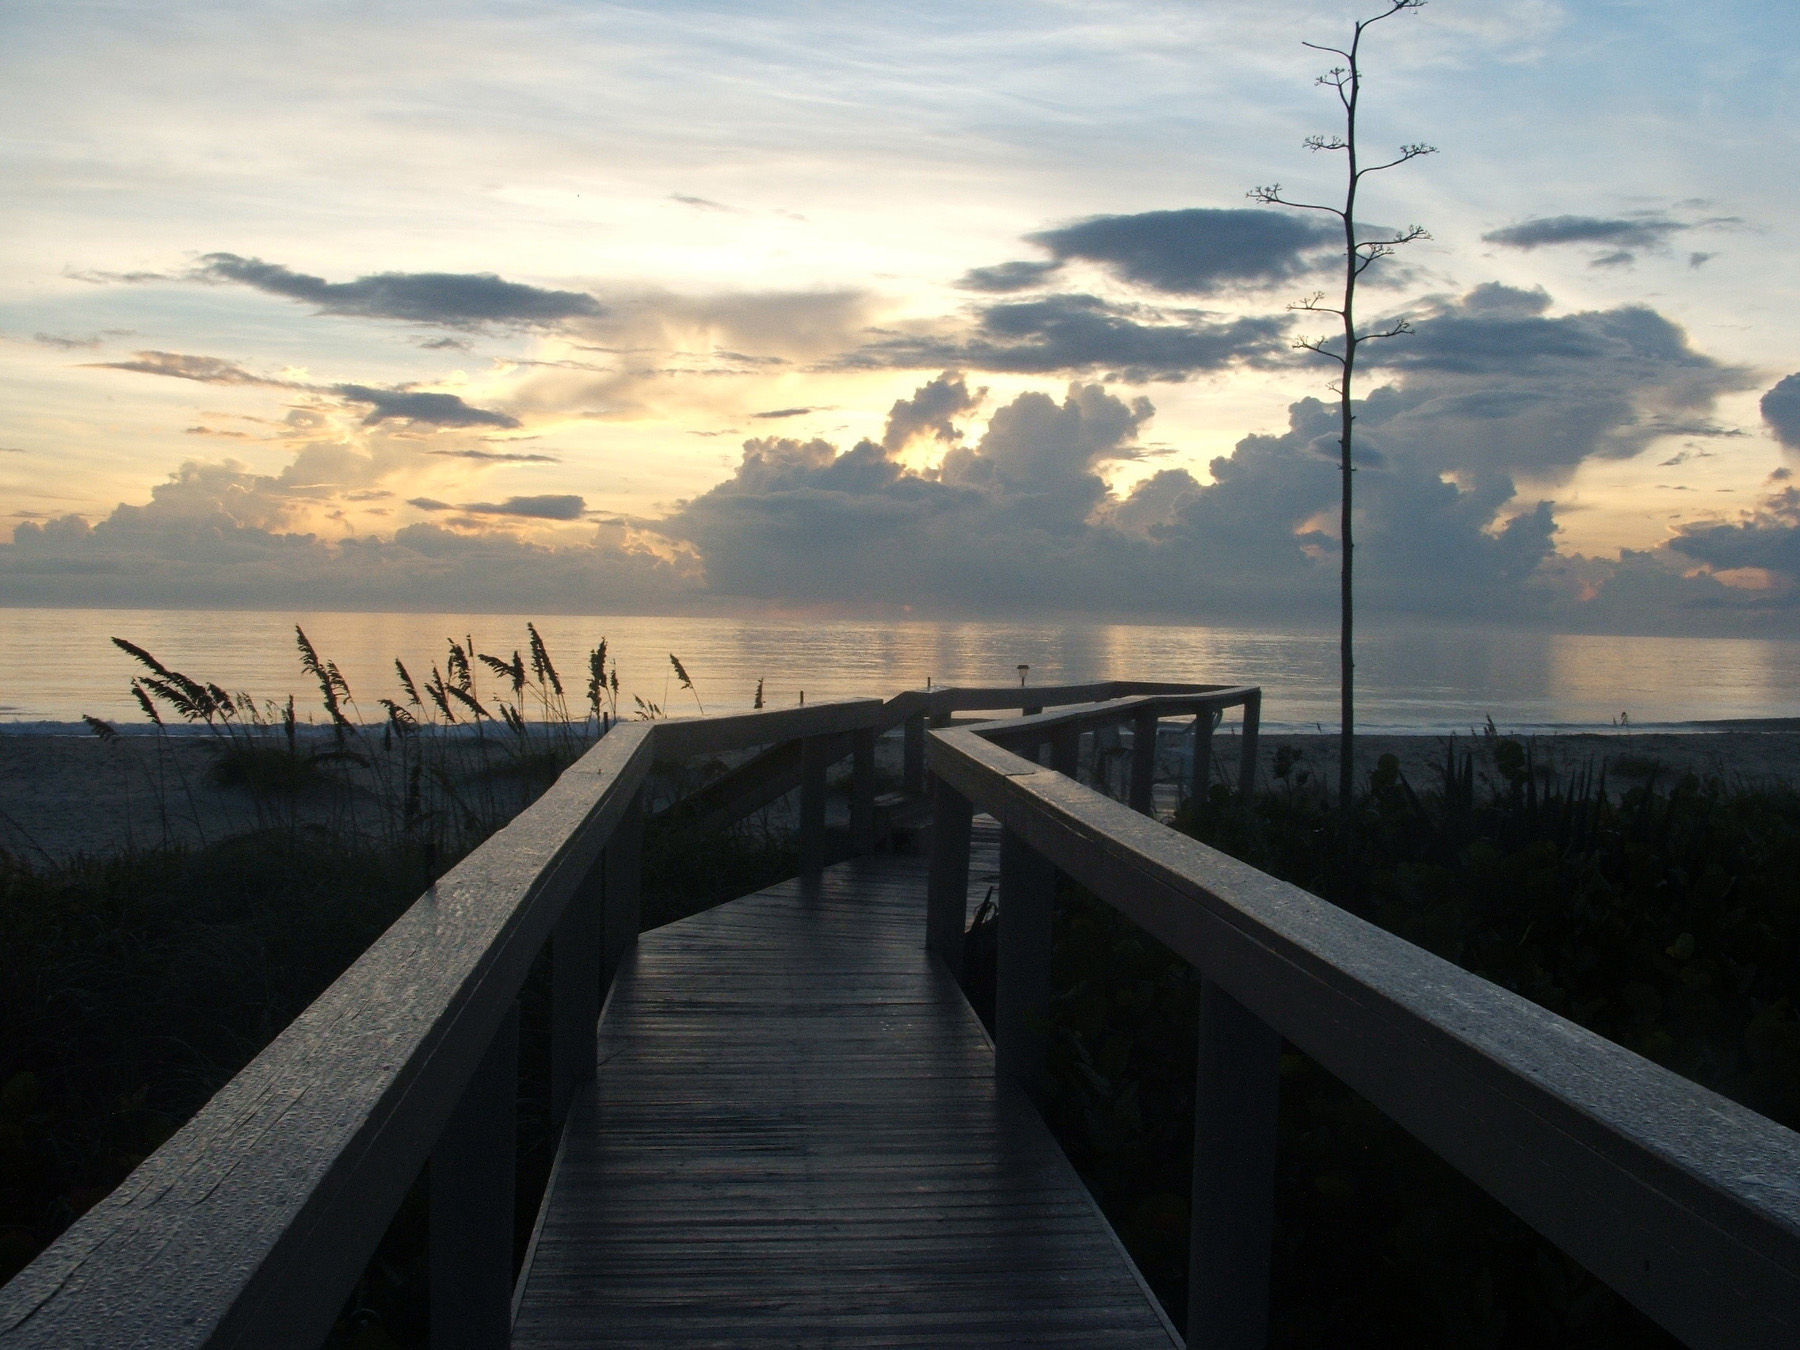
<box><xmin>1238</xmin><ymin>690</ymin><xmax>1262</xmax><ymax>800</ymax></box>
<box><xmin>996</xmin><ymin>829</ymin><xmax>1056</xmax><ymax>1093</ymax></box>
<box><xmin>902</xmin><ymin>711</ymin><xmax>926</xmax><ymax>796</ymax></box>
<box><xmin>431</xmin><ymin>1002</ymin><xmax>519</xmax><ymax>1350</ymax></box>
<box><xmin>1129</xmin><ymin>710</ymin><xmax>1158</xmax><ymax>815</ymax></box>
<box><xmin>851</xmin><ymin>725</ymin><xmax>876</xmax><ymax>855</ymax></box>
<box><xmin>799</xmin><ymin>734</ymin><xmax>829</xmax><ymax>888</ymax></box>
<box><xmin>1187</xmin><ymin>980</ymin><xmax>1281</xmax><ymax>1350</ymax></box>
<box><xmin>924</xmin><ymin>778</ymin><xmax>973</xmax><ymax>978</ymax></box>
<box><xmin>1050</xmin><ymin>724</ymin><xmax>1079</xmax><ymax>779</ymax></box>
<box><xmin>1191</xmin><ymin>709</ymin><xmax>1216</xmax><ymax>804</ymax></box>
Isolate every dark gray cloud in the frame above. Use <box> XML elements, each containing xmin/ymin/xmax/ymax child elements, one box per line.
<box><xmin>410</xmin><ymin>493</ymin><xmax>585</xmax><ymax>520</ymax></box>
<box><xmin>89</xmin><ymin>351</ymin><xmax>289</xmax><ymax>386</ymax></box>
<box><xmin>194</xmin><ymin>253</ymin><xmax>604</xmax><ymax>327</ymax></box>
<box><xmin>954</xmin><ymin>208</ymin><xmax>1336</xmax><ymax>299</ymax></box>
<box><xmin>751</xmin><ymin>407</ymin><xmax>814</xmax><ymax>419</ymax></box>
<box><xmin>881</xmin><ymin>371</ymin><xmax>982</xmax><ymax>451</ymax></box>
<box><xmin>844</xmin><ymin>294</ymin><xmax>1289</xmax><ymax>381</ymax></box>
<box><xmin>1362</xmin><ymin>286</ymin><xmax>1752</xmax><ymax>485</ymax></box>
<box><xmin>428</xmin><ymin>447</ymin><xmax>560</xmax><ymax>463</ymax></box>
<box><xmin>1029</xmin><ymin>208</ymin><xmax>1336</xmax><ymax>294</ymax></box>
<box><xmin>1667</xmin><ymin>486</ymin><xmax>1800</xmax><ymax>584</ymax></box>
<box><xmin>1761</xmin><ymin>373</ymin><xmax>1800</xmax><ymax>452</ymax></box>
<box><xmin>335</xmin><ymin>385</ymin><xmax>520</xmax><ymax>429</ymax></box>
<box><xmin>1483</xmin><ymin>214</ymin><xmax>1690</xmax><ymax>252</ymax></box>
<box><xmin>669</xmin><ymin>194</ymin><xmax>733</xmax><ymax>212</ymax></box>
<box><xmin>658</xmin><ymin>375</ymin><xmax>1562</xmax><ymax>621</ymax></box>
<box><xmin>955</xmin><ymin>260</ymin><xmax>1062</xmax><ymax>293</ymax></box>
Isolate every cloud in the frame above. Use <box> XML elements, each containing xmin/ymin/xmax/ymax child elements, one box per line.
<box><xmin>1029</xmin><ymin>208</ymin><xmax>1337</xmax><ymax>294</ymax></box>
<box><xmin>953</xmin><ymin>208</ymin><xmax>1336</xmax><ymax>299</ymax></box>
<box><xmin>335</xmin><ymin>384</ymin><xmax>520</xmax><ymax>429</ymax></box>
<box><xmin>669</xmin><ymin>194</ymin><xmax>733</xmax><ymax>212</ymax></box>
<box><xmin>1480</xmin><ymin>212</ymin><xmax>1741</xmax><ymax>268</ymax></box>
<box><xmin>843</xmin><ymin>294</ymin><xmax>1289</xmax><ymax>381</ymax></box>
<box><xmin>33</xmin><ymin>332</ymin><xmax>101</xmax><ymax>350</ymax></box>
<box><xmin>410</xmin><ymin>494</ymin><xmax>586</xmax><ymax>520</ymax></box>
<box><xmin>1760</xmin><ymin>374</ymin><xmax>1800</xmax><ymax>452</ymax></box>
<box><xmin>2</xmin><ymin>463</ymin><xmax>694</xmax><ymax>612</ymax></box>
<box><xmin>751</xmin><ymin>407</ymin><xmax>814</xmax><ymax>420</ymax></box>
<box><xmin>1665</xmin><ymin>485</ymin><xmax>1800</xmax><ymax>593</ymax></box>
<box><xmin>1362</xmin><ymin>286</ymin><xmax>1753</xmax><ymax>485</ymax></box>
<box><xmin>955</xmin><ymin>260</ymin><xmax>1063</xmax><ymax>293</ymax></box>
<box><xmin>1483</xmin><ymin>214</ymin><xmax>1690</xmax><ymax>252</ymax></box>
<box><xmin>88</xmin><ymin>350</ymin><xmax>291</xmax><ymax>386</ymax></box>
<box><xmin>657</xmin><ymin>373</ymin><xmax>1568</xmax><ymax>621</ymax></box>
<box><xmin>194</xmin><ymin>253</ymin><xmax>604</xmax><ymax>327</ymax></box>
<box><xmin>880</xmin><ymin>370</ymin><xmax>982</xmax><ymax>452</ymax></box>
<box><xmin>427</xmin><ymin>447</ymin><xmax>560</xmax><ymax>463</ymax></box>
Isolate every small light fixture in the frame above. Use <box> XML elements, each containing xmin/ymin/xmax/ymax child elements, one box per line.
<box><xmin>1017</xmin><ymin>664</ymin><xmax>1029</xmax><ymax>687</ymax></box>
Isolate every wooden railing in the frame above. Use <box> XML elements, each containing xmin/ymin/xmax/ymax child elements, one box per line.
<box><xmin>0</xmin><ymin>680</ymin><xmax>1239</xmax><ymax>1350</ymax></box>
<box><xmin>925</xmin><ymin>707</ymin><xmax>1800</xmax><ymax>1350</ymax></box>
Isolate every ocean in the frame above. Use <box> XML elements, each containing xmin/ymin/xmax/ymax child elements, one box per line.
<box><xmin>2</xmin><ymin>606</ymin><xmax>1797</xmax><ymax>734</ymax></box>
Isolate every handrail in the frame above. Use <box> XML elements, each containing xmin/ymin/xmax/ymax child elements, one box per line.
<box><xmin>0</xmin><ymin>698</ymin><xmax>883</xmax><ymax>1350</ymax></box>
<box><xmin>924</xmin><ymin>721</ymin><xmax>1800</xmax><ymax>1350</ymax></box>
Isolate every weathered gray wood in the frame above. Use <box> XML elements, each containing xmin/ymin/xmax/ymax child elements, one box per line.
<box><xmin>600</xmin><ymin>789</ymin><xmax>642</xmax><ymax>997</ymax></box>
<box><xmin>432</xmin><ymin>1002</ymin><xmax>519</xmax><ymax>1350</ymax></box>
<box><xmin>925</xmin><ymin>778</ymin><xmax>974</xmax><ymax>978</ymax></box>
<box><xmin>651</xmin><ymin>698</ymin><xmax>881</xmax><ymax>760</ymax></box>
<box><xmin>510</xmin><ymin>853</ymin><xmax>1179</xmax><ymax>1348</ymax></box>
<box><xmin>851</xmin><ymin>724</ymin><xmax>876</xmax><ymax>854</ymax></box>
<box><xmin>1129</xmin><ymin>710</ymin><xmax>1158</xmax><ymax>814</ymax></box>
<box><xmin>799</xmin><ymin>734</ymin><xmax>829</xmax><ymax>887</ymax></box>
<box><xmin>927</xmin><ymin>725</ymin><xmax>1800</xmax><ymax>1350</ymax></box>
<box><xmin>0</xmin><ymin>686</ymin><xmax>1264</xmax><ymax>1350</ymax></box>
<box><xmin>1187</xmin><ymin>980</ymin><xmax>1281</xmax><ymax>1350</ymax></box>
<box><xmin>1051</xmin><ymin>724</ymin><xmax>1080</xmax><ymax>778</ymax></box>
<box><xmin>650</xmin><ymin>736</ymin><xmax>802</xmax><ymax>837</ymax></box>
<box><xmin>1236</xmin><ymin>689</ymin><xmax>1261</xmax><ymax>799</ymax></box>
<box><xmin>0</xmin><ymin>723</ymin><xmax>656</xmax><ymax>1350</ymax></box>
<box><xmin>1191</xmin><ymin>711</ymin><xmax>1215</xmax><ymax>802</ymax></box>
<box><xmin>552</xmin><ymin>861</ymin><xmax>602</xmax><ymax>1131</ymax></box>
<box><xmin>996</xmin><ymin>829</ymin><xmax>1056</xmax><ymax>1092</ymax></box>
<box><xmin>902</xmin><ymin>710</ymin><xmax>926</xmax><ymax>794</ymax></box>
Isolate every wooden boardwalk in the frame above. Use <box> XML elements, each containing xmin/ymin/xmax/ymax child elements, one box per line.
<box><xmin>511</xmin><ymin>828</ymin><xmax>1180</xmax><ymax>1347</ymax></box>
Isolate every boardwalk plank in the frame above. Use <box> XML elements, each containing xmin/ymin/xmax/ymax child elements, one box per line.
<box><xmin>511</xmin><ymin>836</ymin><xmax>1179</xmax><ymax>1348</ymax></box>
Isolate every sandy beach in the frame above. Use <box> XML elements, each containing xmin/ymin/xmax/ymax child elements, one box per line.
<box><xmin>2</xmin><ymin>722</ymin><xmax>1796</xmax><ymax>865</ymax></box>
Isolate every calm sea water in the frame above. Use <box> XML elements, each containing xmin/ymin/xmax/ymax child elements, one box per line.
<box><xmin>1</xmin><ymin>606</ymin><xmax>1797</xmax><ymax>734</ymax></box>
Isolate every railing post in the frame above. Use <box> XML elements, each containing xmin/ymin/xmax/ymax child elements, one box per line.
<box><xmin>1129</xmin><ymin>709</ymin><xmax>1158</xmax><ymax>815</ymax></box>
<box><xmin>799</xmin><ymin>734</ymin><xmax>829</xmax><ymax>888</ymax></box>
<box><xmin>1237</xmin><ymin>690</ymin><xmax>1262</xmax><ymax>800</ymax></box>
<box><xmin>431</xmin><ymin>1001</ymin><xmax>519</xmax><ymax>1350</ymax></box>
<box><xmin>601</xmin><ymin>789</ymin><xmax>643</xmax><ymax>994</ymax></box>
<box><xmin>1187</xmin><ymin>979</ymin><xmax>1281</xmax><ymax>1350</ymax></box>
<box><xmin>925</xmin><ymin>776</ymin><xmax>973</xmax><ymax>978</ymax></box>
<box><xmin>902</xmin><ymin>710</ymin><xmax>926</xmax><ymax>796</ymax></box>
<box><xmin>996</xmin><ymin>829</ymin><xmax>1056</xmax><ymax>1092</ymax></box>
<box><xmin>1191</xmin><ymin>706</ymin><xmax>1218</xmax><ymax>804</ymax></box>
<box><xmin>1050</xmin><ymin>724</ymin><xmax>1080</xmax><ymax>778</ymax></box>
<box><xmin>851</xmin><ymin>725</ymin><xmax>876</xmax><ymax>855</ymax></box>
<box><xmin>551</xmin><ymin>858</ymin><xmax>602</xmax><ymax>1132</ymax></box>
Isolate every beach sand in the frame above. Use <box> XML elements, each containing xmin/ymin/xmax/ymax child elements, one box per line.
<box><xmin>3</xmin><ymin>723</ymin><xmax>1796</xmax><ymax>865</ymax></box>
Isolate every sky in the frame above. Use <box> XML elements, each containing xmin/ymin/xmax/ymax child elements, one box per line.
<box><xmin>1</xmin><ymin>0</ymin><xmax>1797</xmax><ymax>634</ymax></box>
